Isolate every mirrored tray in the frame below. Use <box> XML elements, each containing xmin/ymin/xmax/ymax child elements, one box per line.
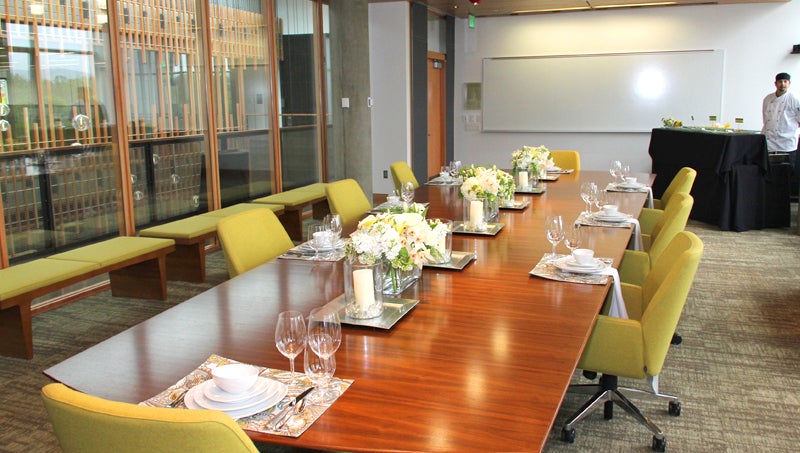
<box><xmin>326</xmin><ymin>295</ymin><xmax>420</xmax><ymax>330</ymax></box>
<box><xmin>540</xmin><ymin>174</ymin><xmax>560</xmax><ymax>181</ymax></box>
<box><xmin>423</xmin><ymin>251</ymin><xmax>476</xmax><ymax>270</ymax></box>
<box><xmin>515</xmin><ymin>186</ymin><xmax>546</xmax><ymax>194</ymax></box>
<box><xmin>500</xmin><ymin>200</ymin><xmax>530</xmax><ymax>210</ymax></box>
<box><xmin>453</xmin><ymin>222</ymin><xmax>504</xmax><ymax>236</ymax></box>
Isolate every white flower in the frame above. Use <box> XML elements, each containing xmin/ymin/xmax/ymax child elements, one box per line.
<box><xmin>511</xmin><ymin>145</ymin><xmax>553</xmax><ymax>172</ymax></box>
<box><xmin>458</xmin><ymin>165</ymin><xmax>513</xmax><ymax>201</ymax></box>
<box><xmin>346</xmin><ymin>212</ymin><xmax>444</xmax><ymax>270</ymax></box>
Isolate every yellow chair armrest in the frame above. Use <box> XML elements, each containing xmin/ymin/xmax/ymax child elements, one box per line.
<box><xmin>638</xmin><ymin>208</ymin><xmax>663</xmax><ymax>235</ymax></box>
<box><xmin>619</xmin><ymin>250</ymin><xmax>650</xmax><ymax>286</ymax></box>
<box><xmin>578</xmin><ymin>315</ymin><xmax>646</xmax><ymax>379</ymax></box>
<box><xmin>621</xmin><ymin>283</ymin><xmax>645</xmax><ymax>320</ymax></box>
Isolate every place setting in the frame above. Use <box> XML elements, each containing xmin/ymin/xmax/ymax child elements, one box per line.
<box><xmin>280</xmin><ymin>214</ymin><xmax>346</xmax><ymax>261</ymax></box>
<box><xmin>575</xmin><ymin>191</ymin><xmax>644</xmax><ymax>251</ymax></box>
<box><xmin>547</xmin><ymin>165</ymin><xmax>574</xmax><ymax>174</ymax></box>
<box><xmin>529</xmin><ymin>216</ymin><xmax>612</xmax><ymax>285</ymax></box>
<box><xmin>426</xmin><ymin>161</ymin><xmax>464</xmax><ymax>185</ymax></box>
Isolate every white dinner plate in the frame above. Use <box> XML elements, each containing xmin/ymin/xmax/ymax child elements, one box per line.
<box><xmin>204</xmin><ymin>375</ymin><xmax>272</xmax><ymax>403</ymax></box>
<box><xmin>299</xmin><ymin>238</ymin><xmax>345</xmax><ymax>252</ymax></box>
<box><xmin>592</xmin><ymin>213</ymin><xmax>631</xmax><ymax>223</ymax></box>
<box><xmin>185</xmin><ymin>379</ymin><xmax>287</xmax><ymax>418</ymax></box>
<box><xmin>553</xmin><ymin>256</ymin><xmax>609</xmax><ymax>274</ymax></box>
<box><xmin>616</xmin><ymin>182</ymin><xmax>647</xmax><ymax>190</ymax></box>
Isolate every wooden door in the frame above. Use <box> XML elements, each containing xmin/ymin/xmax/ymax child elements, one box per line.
<box><xmin>427</xmin><ymin>52</ymin><xmax>446</xmax><ymax>180</ymax></box>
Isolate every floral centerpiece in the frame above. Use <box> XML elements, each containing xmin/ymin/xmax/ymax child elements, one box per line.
<box><xmin>346</xmin><ymin>212</ymin><xmax>448</xmax><ymax>294</ymax></box>
<box><xmin>661</xmin><ymin>117</ymin><xmax>683</xmax><ymax>127</ymax></box>
<box><xmin>457</xmin><ymin>165</ymin><xmax>513</xmax><ymax>227</ymax></box>
<box><xmin>511</xmin><ymin>145</ymin><xmax>553</xmax><ymax>177</ymax></box>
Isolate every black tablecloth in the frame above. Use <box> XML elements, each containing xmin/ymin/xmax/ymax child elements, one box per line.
<box><xmin>648</xmin><ymin>128</ymin><xmax>789</xmax><ymax>231</ymax></box>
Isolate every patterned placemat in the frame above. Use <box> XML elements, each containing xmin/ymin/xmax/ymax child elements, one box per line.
<box><xmin>529</xmin><ymin>254</ymin><xmax>613</xmax><ymax>285</ymax></box>
<box><xmin>141</xmin><ymin>354</ymin><xmax>353</xmax><ymax>437</ymax></box>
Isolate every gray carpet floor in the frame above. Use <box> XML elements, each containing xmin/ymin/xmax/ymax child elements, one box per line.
<box><xmin>1</xmin><ymin>216</ymin><xmax>799</xmax><ymax>452</ymax></box>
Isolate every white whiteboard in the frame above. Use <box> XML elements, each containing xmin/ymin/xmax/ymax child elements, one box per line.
<box><xmin>482</xmin><ymin>50</ymin><xmax>724</xmax><ymax>133</ymax></box>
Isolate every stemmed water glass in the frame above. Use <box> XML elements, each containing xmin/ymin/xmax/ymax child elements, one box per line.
<box><xmin>306</xmin><ymin>307</ymin><xmax>342</xmax><ymax>403</ymax></box>
<box><xmin>401</xmin><ymin>181</ymin><xmax>415</xmax><ymax>204</ymax></box>
<box><xmin>564</xmin><ymin>223</ymin><xmax>583</xmax><ymax>254</ymax></box>
<box><xmin>545</xmin><ymin>215</ymin><xmax>565</xmax><ymax>261</ymax></box>
<box><xmin>275</xmin><ymin>311</ymin><xmax>307</xmax><ymax>391</ymax></box>
<box><xmin>324</xmin><ymin>214</ymin><xmax>342</xmax><ymax>246</ymax></box>
<box><xmin>609</xmin><ymin>160</ymin><xmax>624</xmax><ymax>184</ymax></box>
<box><xmin>594</xmin><ymin>189</ymin><xmax>609</xmax><ymax>211</ymax></box>
<box><xmin>580</xmin><ymin>182</ymin><xmax>598</xmax><ymax>215</ymax></box>
<box><xmin>307</xmin><ymin>224</ymin><xmax>328</xmax><ymax>259</ymax></box>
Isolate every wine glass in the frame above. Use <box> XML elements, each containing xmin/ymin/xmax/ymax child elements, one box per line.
<box><xmin>609</xmin><ymin>160</ymin><xmax>623</xmax><ymax>184</ymax></box>
<box><xmin>324</xmin><ymin>214</ymin><xmax>342</xmax><ymax>244</ymax></box>
<box><xmin>545</xmin><ymin>215</ymin><xmax>565</xmax><ymax>261</ymax></box>
<box><xmin>275</xmin><ymin>311</ymin><xmax>307</xmax><ymax>390</ymax></box>
<box><xmin>564</xmin><ymin>223</ymin><xmax>583</xmax><ymax>254</ymax></box>
<box><xmin>401</xmin><ymin>181</ymin><xmax>415</xmax><ymax>204</ymax></box>
<box><xmin>304</xmin><ymin>341</ymin><xmax>337</xmax><ymax>404</ymax></box>
<box><xmin>307</xmin><ymin>306</ymin><xmax>341</xmax><ymax>358</ymax></box>
<box><xmin>594</xmin><ymin>189</ymin><xmax>609</xmax><ymax>211</ymax></box>
<box><xmin>580</xmin><ymin>182</ymin><xmax>598</xmax><ymax>215</ymax></box>
<box><xmin>307</xmin><ymin>224</ymin><xmax>328</xmax><ymax>259</ymax></box>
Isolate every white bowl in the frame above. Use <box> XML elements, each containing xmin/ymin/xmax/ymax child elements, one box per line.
<box><xmin>387</xmin><ymin>195</ymin><xmax>400</xmax><ymax>204</ymax></box>
<box><xmin>602</xmin><ymin>204</ymin><xmax>619</xmax><ymax>215</ymax></box>
<box><xmin>572</xmin><ymin>248</ymin><xmax>595</xmax><ymax>265</ymax></box>
<box><xmin>624</xmin><ymin>177</ymin><xmax>637</xmax><ymax>185</ymax></box>
<box><xmin>212</xmin><ymin>364</ymin><xmax>259</xmax><ymax>394</ymax></box>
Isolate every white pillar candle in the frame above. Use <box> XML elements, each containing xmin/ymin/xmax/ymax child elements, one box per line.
<box><xmin>518</xmin><ymin>171</ymin><xmax>528</xmax><ymax>188</ymax></box>
<box><xmin>352</xmin><ymin>268</ymin><xmax>375</xmax><ymax>310</ymax></box>
<box><xmin>470</xmin><ymin>199</ymin><xmax>484</xmax><ymax>227</ymax></box>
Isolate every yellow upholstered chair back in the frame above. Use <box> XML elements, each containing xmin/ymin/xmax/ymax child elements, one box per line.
<box><xmin>656</xmin><ymin>167</ymin><xmax>696</xmax><ymax>209</ymax></box>
<box><xmin>647</xmin><ymin>193</ymin><xmax>693</xmax><ymax>265</ymax></box>
<box><xmin>325</xmin><ymin>178</ymin><xmax>372</xmax><ymax>226</ymax></box>
<box><xmin>41</xmin><ymin>383</ymin><xmax>259</xmax><ymax>453</ymax></box>
<box><xmin>578</xmin><ymin>232</ymin><xmax>702</xmax><ymax>379</ymax></box>
<box><xmin>640</xmin><ymin>232</ymin><xmax>703</xmax><ymax>375</ymax></box>
<box><xmin>549</xmin><ymin>150</ymin><xmax>581</xmax><ymax>171</ymax></box>
<box><xmin>217</xmin><ymin>208</ymin><xmax>293</xmax><ymax>278</ymax></box>
<box><xmin>390</xmin><ymin>161</ymin><xmax>420</xmax><ymax>192</ymax></box>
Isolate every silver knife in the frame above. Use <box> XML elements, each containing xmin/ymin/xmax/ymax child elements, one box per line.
<box><xmin>267</xmin><ymin>387</ymin><xmax>314</xmax><ymax>430</ymax></box>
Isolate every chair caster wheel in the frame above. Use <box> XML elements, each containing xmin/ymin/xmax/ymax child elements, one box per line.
<box><xmin>671</xmin><ymin>333</ymin><xmax>682</xmax><ymax>345</ymax></box>
<box><xmin>582</xmin><ymin>370</ymin><xmax>598</xmax><ymax>380</ymax></box>
<box><xmin>668</xmin><ymin>401</ymin><xmax>682</xmax><ymax>416</ymax></box>
<box><xmin>561</xmin><ymin>428</ymin><xmax>576</xmax><ymax>443</ymax></box>
<box><xmin>604</xmin><ymin>400</ymin><xmax>614</xmax><ymax>419</ymax></box>
<box><xmin>652</xmin><ymin>435</ymin><xmax>667</xmax><ymax>452</ymax></box>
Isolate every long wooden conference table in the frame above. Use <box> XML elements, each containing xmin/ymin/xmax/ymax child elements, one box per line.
<box><xmin>45</xmin><ymin>170</ymin><xmax>650</xmax><ymax>452</ymax></box>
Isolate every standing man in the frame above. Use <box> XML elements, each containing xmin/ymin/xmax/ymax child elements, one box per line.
<box><xmin>762</xmin><ymin>72</ymin><xmax>800</xmax><ymax>194</ymax></box>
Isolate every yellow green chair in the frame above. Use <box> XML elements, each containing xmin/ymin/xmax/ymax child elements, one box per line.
<box><xmin>653</xmin><ymin>167</ymin><xmax>696</xmax><ymax>209</ymax></box>
<box><xmin>623</xmin><ymin>193</ymin><xmax>694</xmax><ymax>284</ymax></box>
<box><xmin>638</xmin><ymin>192</ymin><xmax>694</xmax><ymax>251</ymax></box>
<box><xmin>560</xmin><ymin>231</ymin><xmax>703</xmax><ymax>451</ymax></box>
<box><xmin>390</xmin><ymin>161</ymin><xmax>420</xmax><ymax>192</ymax></box>
<box><xmin>217</xmin><ymin>208</ymin><xmax>293</xmax><ymax>278</ymax></box>
<box><xmin>41</xmin><ymin>383</ymin><xmax>259</xmax><ymax>453</ymax></box>
<box><xmin>549</xmin><ymin>150</ymin><xmax>581</xmax><ymax>171</ymax></box>
<box><xmin>325</xmin><ymin>178</ymin><xmax>372</xmax><ymax>226</ymax></box>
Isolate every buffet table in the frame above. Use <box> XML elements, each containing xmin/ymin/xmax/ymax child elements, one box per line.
<box><xmin>648</xmin><ymin>127</ymin><xmax>789</xmax><ymax>231</ymax></box>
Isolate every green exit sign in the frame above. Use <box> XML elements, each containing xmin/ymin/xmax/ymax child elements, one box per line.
<box><xmin>469</xmin><ymin>14</ymin><xmax>476</xmax><ymax>28</ymax></box>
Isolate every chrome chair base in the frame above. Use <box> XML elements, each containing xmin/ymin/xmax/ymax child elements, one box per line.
<box><xmin>560</xmin><ymin>374</ymin><xmax>680</xmax><ymax>452</ymax></box>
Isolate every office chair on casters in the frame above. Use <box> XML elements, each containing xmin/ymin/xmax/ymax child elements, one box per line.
<box><xmin>390</xmin><ymin>161</ymin><xmax>420</xmax><ymax>192</ymax></box>
<box><xmin>42</xmin><ymin>383</ymin><xmax>259</xmax><ymax>453</ymax></box>
<box><xmin>217</xmin><ymin>208</ymin><xmax>293</xmax><ymax>278</ymax></box>
<box><xmin>561</xmin><ymin>232</ymin><xmax>703</xmax><ymax>452</ymax></box>
<box><xmin>549</xmin><ymin>150</ymin><xmax>581</xmax><ymax>171</ymax></box>
<box><xmin>653</xmin><ymin>167</ymin><xmax>696</xmax><ymax>210</ymax></box>
<box><xmin>325</xmin><ymin>178</ymin><xmax>373</xmax><ymax>226</ymax></box>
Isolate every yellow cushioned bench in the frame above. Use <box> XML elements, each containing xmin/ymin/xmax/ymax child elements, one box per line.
<box><xmin>253</xmin><ymin>183</ymin><xmax>330</xmax><ymax>241</ymax></box>
<box><xmin>140</xmin><ymin>204</ymin><xmax>284</xmax><ymax>283</ymax></box>
<box><xmin>1</xmin><ymin>236</ymin><xmax>175</xmax><ymax>359</ymax></box>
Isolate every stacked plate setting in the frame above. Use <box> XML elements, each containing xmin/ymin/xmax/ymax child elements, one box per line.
<box><xmin>552</xmin><ymin>255</ymin><xmax>609</xmax><ymax>274</ymax></box>
<box><xmin>592</xmin><ymin>211</ymin><xmax>632</xmax><ymax>223</ymax></box>
<box><xmin>184</xmin><ymin>374</ymin><xmax>288</xmax><ymax>420</ymax></box>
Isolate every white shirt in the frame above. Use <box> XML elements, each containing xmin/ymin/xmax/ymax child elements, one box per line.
<box><xmin>762</xmin><ymin>91</ymin><xmax>800</xmax><ymax>152</ymax></box>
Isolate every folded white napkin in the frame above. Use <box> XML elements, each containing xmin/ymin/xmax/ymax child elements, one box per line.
<box><xmin>628</xmin><ymin>218</ymin><xmax>644</xmax><ymax>251</ymax></box>
<box><xmin>597</xmin><ymin>267</ymin><xmax>628</xmax><ymax>319</ymax></box>
<box><xmin>645</xmin><ymin>187</ymin><xmax>654</xmax><ymax>209</ymax></box>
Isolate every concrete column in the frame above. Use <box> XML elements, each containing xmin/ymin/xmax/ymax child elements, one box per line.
<box><xmin>329</xmin><ymin>0</ymin><xmax>373</xmax><ymax>198</ymax></box>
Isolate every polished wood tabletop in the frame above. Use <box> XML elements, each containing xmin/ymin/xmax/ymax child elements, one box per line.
<box><xmin>45</xmin><ymin>171</ymin><xmax>651</xmax><ymax>452</ymax></box>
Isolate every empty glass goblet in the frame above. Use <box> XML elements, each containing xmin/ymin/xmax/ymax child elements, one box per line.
<box><xmin>304</xmin><ymin>342</ymin><xmax>337</xmax><ymax>404</ymax></box>
<box><xmin>275</xmin><ymin>311</ymin><xmax>306</xmax><ymax>391</ymax></box>
<box><xmin>545</xmin><ymin>215</ymin><xmax>565</xmax><ymax>261</ymax></box>
<box><xmin>307</xmin><ymin>224</ymin><xmax>329</xmax><ymax>259</ymax></box>
<box><xmin>565</xmin><ymin>223</ymin><xmax>583</xmax><ymax>254</ymax></box>
<box><xmin>324</xmin><ymin>214</ymin><xmax>342</xmax><ymax>243</ymax></box>
<box><xmin>401</xmin><ymin>181</ymin><xmax>415</xmax><ymax>204</ymax></box>
<box><xmin>609</xmin><ymin>160</ymin><xmax>623</xmax><ymax>184</ymax></box>
<box><xmin>580</xmin><ymin>182</ymin><xmax>598</xmax><ymax>215</ymax></box>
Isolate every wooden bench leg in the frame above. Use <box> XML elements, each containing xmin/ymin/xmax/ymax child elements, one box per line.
<box><xmin>109</xmin><ymin>255</ymin><xmax>168</xmax><ymax>300</ymax></box>
<box><xmin>312</xmin><ymin>200</ymin><xmax>331</xmax><ymax>220</ymax></box>
<box><xmin>166</xmin><ymin>243</ymin><xmax>206</xmax><ymax>283</ymax></box>
<box><xmin>279</xmin><ymin>210</ymin><xmax>304</xmax><ymax>242</ymax></box>
<box><xmin>0</xmin><ymin>303</ymin><xmax>33</xmax><ymax>359</ymax></box>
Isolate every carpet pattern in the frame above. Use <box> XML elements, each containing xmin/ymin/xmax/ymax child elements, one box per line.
<box><xmin>1</xmin><ymin>217</ymin><xmax>799</xmax><ymax>452</ymax></box>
